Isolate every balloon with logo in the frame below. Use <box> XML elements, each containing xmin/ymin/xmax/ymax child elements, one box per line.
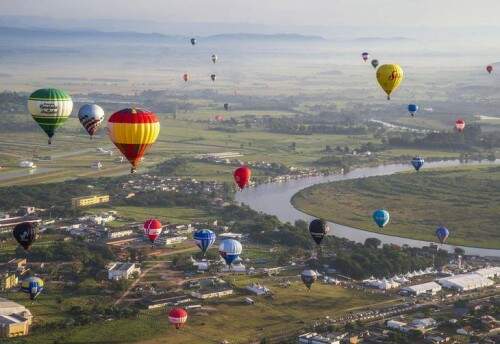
<box><xmin>371</xmin><ymin>59</ymin><xmax>379</xmax><ymax>69</ymax></box>
<box><xmin>13</xmin><ymin>222</ymin><xmax>37</xmax><ymax>250</ymax></box>
<box><xmin>435</xmin><ymin>226</ymin><xmax>450</xmax><ymax>244</ymax></box>
<box><xmin>193</xmin><ymin>229</ymin><xmax>216</xmax><ymax>256</ymax></box>
<box><xmin>408</xmin><ymin>104</ymin><xmax>419</xmax><ymax>117</ymax></box>
<box><xmin>78</xmin><ymin>104</ymin><xmax>105</xmax><ymax>138</ymax></box>
<box><xmin>219</xmin><ymin>239</ymin><xmax>242</xmax><ymax>266</ymax></box>
<box><xmin>455</xmin><ymin>119</ymin><xmax>465</xmax><ymax>132</ymax></box>
<box><xmin>169</xmin><ymin>308</ymin><xmax>188</xmax><ymax>329</ymax></box>
<box><xmin>372</xmin><ymin>209</ymin><xmax>390</xmax><ymax>229</ymax></box>
<box><xmin>21</xmin><ymin>276</ymin><xmax>44</xmax><ymax>300</ymax></box>
<box><xmin>233</xmin><ymin>166</ymin><xmax>251</xmax><ymax>190</ymax></box>
<box><xmin>376</xmin><ymin>64</ymin><xmax>404</xmax><ymax>100</ymax></box>
<box><xmin>486</xmin><ymin>65</ymin><xmax>493</xmax><ymax>74</ymax></box>
<box><xmin>411</xmin><ymin>156</ymin><xmax>425</xmax><ymax>171</ymax></box>
<box><xmin>108</xmin><ymin>108</ymin><xmax>160</xmax><ymax>173</ymax></box>
<box><xmin>28</xmin><ymin>88</ymin><xmax>73</xmax><ymax>144</ymax></box>
<box><xmin>301</xmin><ymin>269</ymin><xmax>318</xmax><ymax>290</ymax></box>
<box><xmin>143</xmin><ymin>219</ymin><xmax>162</xmax><ymax>244</ymax></box>
<box><xmin>361</xmin><ymin>52</ymin><xmax>370</xmax><ymax>62</ymax></box>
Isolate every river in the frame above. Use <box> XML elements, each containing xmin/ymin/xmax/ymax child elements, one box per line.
<box><xmin>235</xmin><ymin>160</ymin><xmax>500</xmax><ymax>257</ymax></box>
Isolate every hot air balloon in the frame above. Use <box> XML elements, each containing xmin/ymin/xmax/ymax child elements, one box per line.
<box><xmin>301</xmin><ymin>270</ymin><xmax>317</xmax><ymax>290</ymax></box>
<box><xmin>214</xmin><ymin>115</ymin><xmax>224</xmax><ymax>122</ymax></box>
<box><xmin>169</xmin><ymin>308</ymin><xmax>188</xmax><ymax>329</ymax></box>
<box><xmin>13</xmin><ymin>222</ymin><xmax>37</xmax><ymax>250</ymax></box>
<box><xmin>487</xmin><ymin>65</ymin><xmax>493</xmax><ymax>74</ymax></box>
<box><xmin>193</xmin><ymin>229</ymin><xmax>216</xmax><ymax>256</ymax></box>
<box><xmin>435</xmin><ymin>226</ymin><xmax>450</xmax><ymax>244</ymax></box>
<box><xmin>411</xmin><ymin>156</ymin><xmax>425</xmax><ymax>171</ymax></box>
<box><xmin>21</xmin><ymin>276</ymin><xmax>44</xmax><ymax>300</ymax></box>
<box><xmin>219</xmin><ymin>239</ymin><xmax>242</xmax><ymax>266</ymax></box>
<box><xmin>371</xmin><ymin>59</ymin><xmax>379</xmax><ymax>69</ymax></box>
<box><xmin>190</xmin><ymin>38</ymin><xmax>196</xmax><ymax>46</ymax></box>
<box><xmin>28</xmin><ymin>88</ymin><xmax>73</xmax><ymax>144</ymax></box>
<box><xmin>372</xmin><ymin>209</ymin><xmax>390</xmax><ymax>229</ymax></box>
<box><xmin>233</xmin><ymin>166</ymin><xmax>251</xmax><ymax>190</ymax></box>
<box><xmin>408</xmin><ymin>104</ymin><xmax>419</xmax><ymax>117</ymax></box>
<box><xmin>78</xmin><ymin>104</ymin><xmax>105</xmax><ymax>138</ymax></box>
<box><xmin>376</xmin><ymin>64</ymin><xmax>404</xmax><ymax>100</ymax></box>
<box><xmin>455</xmin><ymin>119</ymin><xmax>465</xmax><ymax>132</ymax></box>
<box><xmin>143</xmin><ymin>219</ymin><xmax>162</xmax><ymax>244</ymax></box>
<box><xmin>309</xmin><ymin>219</ymin><xmax>329</xmax><ymax>245</ymax></box>
<box><xmin>224</xmin><ymin>103</ymin><xmax>229</xmax><ymax>111</ymax></box>
<box><xmin>183</xmin><ymin>73</ymin><xmax>189</xmax><ymax>82</ymax></box>
<box><xmin>361</xmin><ymin>52</ymin><xmax>369</xmax><ymax>62</ymax></box>
<box><xmin>210</xmin><ymin>74</ymin><xmax>216</xmax><ymax>82</ymax></box>
<box><xmin>108</xmin><ymin>108</ymin><xmax>160</xmax><ymax>173</ymax></box>
<box><xmin>211</xmin><ymin>54</ymin><xmax>218</xmax><ymax>64</ymax></box>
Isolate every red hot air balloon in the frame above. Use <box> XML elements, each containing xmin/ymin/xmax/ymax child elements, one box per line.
<box><xmin>455</xmin><ymin>119</ymin><xmax>465</xmax><ymax>132</ymax></box>
<box><xmin>233</xmin><ymin>166</ymin><xmax>251</xmax><ymax>190</ymax></box>
<box><xmin>487</xmin><ymin>65</ymin><xmax>493</xmax><ymax>74</ymax></box>
<box><xmin>168</xmin><ymin>308</ymin><xmax>187</xmax><ymax>329</ymax></box>
<box><xmin>214</xmin><ymin>115</ymin><xmax>224</xmax><ymax>122</ymax></box>
<box><xmin>143</xmin><ymin>219</ymin><xmax>162</xmax><ymax>244</ymax></box>
<box><xmin>183</xmin><ymin>73</ymin><xmax>189</xmax><ymax>82</ymax></box>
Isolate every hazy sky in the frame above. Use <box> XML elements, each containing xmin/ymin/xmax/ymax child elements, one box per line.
<box><xmin>1</xmin><ymin>0</ymin><xmax>499</xmax><ymax>27</ymax></box>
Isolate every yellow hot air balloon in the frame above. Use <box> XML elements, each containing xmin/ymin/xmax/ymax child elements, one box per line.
<box><xmin>376</xmin><ymin>64</ymin><xmax>404</xmax><ymax>100</ymax></box>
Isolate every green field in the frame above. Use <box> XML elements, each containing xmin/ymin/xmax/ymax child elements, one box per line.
<box><xmin>292</xmin><ymin>165</ymin><xmax>500</xmax><ymax>249</ymax></box>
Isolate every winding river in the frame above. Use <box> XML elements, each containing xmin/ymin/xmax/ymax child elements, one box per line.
<box><xmin>235</xmin><ymin>160</ymin><xmax>500</xmax><ymax>257</ymax></box>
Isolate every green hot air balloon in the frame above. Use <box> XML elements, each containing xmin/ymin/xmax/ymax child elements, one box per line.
<box><xmin>28</xmin><ymin>88</ymin><xmax>73</xmax><ymax>144</ymax></box>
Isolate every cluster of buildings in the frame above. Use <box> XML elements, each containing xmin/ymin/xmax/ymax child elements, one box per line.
<box><xmin>0</xmin><ymin>298</ymin><xmax>32</xmax><ymax>338</ymax></box>
<box><xmin>362</xmin><ymin>267</ymin><xmax>437</xmax><ymax>290</ymax></box>
<box><xmin>107</xmin><ymin>262</ymin><xmax>141</xmax><ymax>281</ymax></box>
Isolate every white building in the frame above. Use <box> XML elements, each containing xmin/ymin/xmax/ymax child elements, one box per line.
<box><xmin>18</xmin><ymin>161</ymin><xmax>35</xmax><ymax>168</ymax></box>
<box><xmin>363</xmin><ymin>278</ymin><xmax>400</xmax><ymax>290</ymax></box>
<box><xmin>437</xmin><ymin>273</ymin><xmax>494</xmax><ymax>291</ymax></box>
<box><xmin>221</xmin><ymin>263</ymin><xmax>246</xmax><ymax>273</ymax></box>
<box><xmin>246</xmin><ymin>283</ymin><xmax>270</xmax><ymax>296</ymax></box>
<box><xmin>107</xmin><ymin>263</ymin><xmax>140</xmax><ymax>280</ymax></box>
<box><xmin>108</xmin><ymin>229</ymin><xmax>133</xmax><ymax>239</ymax></box>
<box><xmin>190</xmin><ymin>287</ymin><xmax>233</xmax><ymax>299</ymax></box>
<box><xmin>402</xmin><ymin>281</ymin><xmax>442</xmax><ymax>296</ymax></box>
<box><xmin>410</xmin><ymin>318</ymin><xmax>437</xmax><ymax>331</ymax></box>
<box><xmin>473</xmin><ymin>266</ymin><xmax>500</xmax><ymax>279</ymax></box>
<box><xmin>298</xmin><ymin>332</ymin><xmax>342</xmax><ymax>344</ymax></box>
<box><xmin>387</xmin><ymin>320</ymin><xmax>407</xmax><ymax>332</ymax></box>
<box><xmin>0</xmin><ymin>298</ymin><xmax>32</xmax><ymax>324</ymax></box>
<box><xmin>156</xmin><ymin>235</ymin><xmax>188</xmax><ymax>246</ymax></box>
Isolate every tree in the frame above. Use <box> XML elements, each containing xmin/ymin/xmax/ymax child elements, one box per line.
<box><xmin>364</xmin><ymin>238</ymin><xmax>381</xmax><ymax>249</ymax></box>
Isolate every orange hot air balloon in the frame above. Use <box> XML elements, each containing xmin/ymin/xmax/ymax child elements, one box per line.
<box><xmin>108</xmin><ymin>108</ymin><xmax>160</xmax><ymax>173</ymax></box>
<box><xmin>455</xmin><ymin>119</ymin><xmax>465</xmax><ymax>132</ymax></box>
<box><xmin>183</xmin><ymin>73</ymin><xmax>189</xmax><ymax>82</ymax></box>
<box><xmin>233</xmin><ymin>166</ymin><xmax>251</xmax><ymax>190</ymax></box>
<box><xmin>487</xmin><ymin>65</ymin><xmax>493</xmax><ymax>74</ymax></box>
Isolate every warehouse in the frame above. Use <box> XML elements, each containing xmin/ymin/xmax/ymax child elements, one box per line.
<box><xmin>402</xmin><ymin>281</ymin><xmax>442</xmax><ymax>296</ymax></box>
<box><xmin>473</xmin><ymin>266</ymin><xmax>500</xmax><ymax>279</ymax></box>
<box><xmin>437</xmin><ymin>273</ymin><xmax>494</xmax><ymax>291</ymax></box>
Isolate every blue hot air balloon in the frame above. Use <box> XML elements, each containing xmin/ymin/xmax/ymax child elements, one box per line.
<box><xmin>408</xmin><ymin>104</ymin><xmax>419</xmax><ymax>117</ymax></box>
<box><xmin>218</xmin><ymin>239</ymin><xmax>242</xmax><ymax>266</ymax></box>
<box><xmin>21</xmin><ymin>276</ymin><xmax>44</xmax><ymax>300</ymax></box>
<box><xmin>193</xmin><ymin>229</ymin><xmax>216</xmax><ymax>256</ymax></box>
<box><xmin>373</xmin><ymin>209</ymin><xmax>390</xmax><ymax>229</ymax></box>
<box><xmin>436</xmin><ymin>226</ymin><xmax>450</xmax><ymax>244</ymax></box>
<box><xmin>411</xmin><ymin>156</ymin><xmax>425</xmax><ymax>171</ymax></box>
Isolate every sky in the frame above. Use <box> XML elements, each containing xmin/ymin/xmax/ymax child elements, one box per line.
<box><xmin>1</xmin><ymin>0</ymin><xmax>499</xmax><ymax>28</ymax></box>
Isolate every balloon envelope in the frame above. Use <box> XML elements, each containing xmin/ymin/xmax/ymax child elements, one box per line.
<box><xmin>411</xmin><ymin>156</ymin><xmax>425</xmax><ymax>171</ymax></box>
<box><xmin>408</xmin><ymin>104</ymin><xmax>419</xmax><ymax>117</ymax></box>
<box><xmin>211</xmin><ymin>54</ymin><xmax>218</xmax><ymax>63</ymax></box>
<box><xmin>372</xmin><ymin>209</ymin><xmax>390</xmax><ymax>228</ymax></box>
<box><xmin>193</xmin><ymin>229</ymin><xmax>216</xmax><ymax>255</ymax></box>
<box><xmin>28</xmin><ymin>88</ymin><xmax>73</xmax><ymax>144</ymax></box>
<box><xmin>455</xmin><ymin>119</ymin><xmax>465</xmax><ymax>132</ymax></box>
<box><xmin>190</xmin><ymin>38</ymin><xmax>196</xmax><ymax>45</ymax></box>
<box><xmin>309</xmin><ymin>219</ymin><xmax>329</xmax><ymax>245</ymax></box>
<box><xmin>210</xmin><ymin>74</ymin><xmax>216</xmax><ymax>82</ymax></box>
<box><xmin>436</xmin><ymin>226</ymin><xmax>450</xmax><ymax>244</ymax></box>
<box><xmin>143</xmin><ymin>219</ymin><xmax>162</xmax><ymax>243</ymax></box>
<box><xmin>301</xmin><ymin>269</ymin><xmax>317</xmax><ymax>290</ymax></box>
<box><xmin>21</xmin><ymin>276</ymin><xmax>44</xmax><ymax>300</ymax></box>
<box><xmin>224</xmin><ymin>103</ymin><xmax>229</xmax><ymax>111</ymax></box>
<box><xmin>219</xmin><ymin>239</ymin><xmax>242</xmax><ymax>265</ymax></box>
<box><xmin>107</xmin><ymin>108</ymin><xmax>160</xmax><ymax>173</ymax></box>
<box><xmin>234</xmin><ymin>166</ymin><xmax>251</xmax><ymax>189</ymax></box>
<box><xmin>362</xmin><ymin>52</ymin><xmax>369</xmax><ymax>61</ymax></box>
<box><xmin>371</xmin><ymin>59</ymin><xmax>379</xmax><ymax>69</ymax></box>
<box><xmin>487</xmin><ymin>65</ymin><xmax>493</xmax><ymax>74</ymax></box>
<box><xmin>169</xmin><ymin>308</ymin><xmax>188</xmax><ymax>329</ymax></box>
<box><xmin>78</xmin><ymin>104</ymin><xmax>105</xmax><ymax>137</ymax></box>
<box><xmin>376</xmin><ymin>64</ymin><xmax>404</xmax><ymax>100</ymax></box>
<box><xmin>183</xmin><ymin>73</ymin><xmax>189</xmax><ymax>82</ymax></box>
<box><xmin>13</xmin><ymin>222</ymin><xmax>36</xmax><ymax>250</ymax></box>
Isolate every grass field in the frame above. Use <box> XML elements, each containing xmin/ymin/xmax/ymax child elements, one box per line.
<box><xmin>292</xmin><ymin>165</ymin><xmax>500</xmax><ymax>249</ymax></box>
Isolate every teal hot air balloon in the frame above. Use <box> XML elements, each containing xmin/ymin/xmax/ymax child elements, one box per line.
<box><xmin>28</xmin><ymin>88</ymin><xmax>73</xmax><ymax>144</ymax></box>
<box><xmin>372</xmin><ymin>209</ymin><xmax>390</xmax><ymax>229</ymax></box>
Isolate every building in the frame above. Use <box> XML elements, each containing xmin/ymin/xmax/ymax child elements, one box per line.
<box><xmin>0</xmin><ymin>314</ymin><xmax>29</xmax><ymax>338</ymax></box>
<box><xmin>108</xmin><ymin>229</ymin><xmax>134</xmax><ymax>239</ymax></box>
<box><xmin>71</xmin><ymin>195</ymin><xmax>110</xmax><ymax>209</ymax></box>
<box><xmin>437</xmin><ymin>273</ymin><xmax>494</xmax><ymax>291</ymax></box>
<box><xmin>298</xmin><ymin>332</ymin><xmax>344</xmax><ymax>344</ymax></box>
<box><xmin>221</xmin><ymin>263</ymin><xmax>246</xmax><ymax>274</ymax></box>
<box><xmin>7</xmin><ymin>258</ymin><xmax>26</xmax><ymax>272</ymax></box>
<box><xmin>402</xmin><ymin>281</ymin><xmax>442</xmax><ymax>296</ymax></box>
<box><xmin>0</xmin><ymin>273</ymin><xmax>18</xmax><ymax>291</ymax></box>
<box><xmin>409</xmin><ymin>318</ymin><xmax>437</xmax><ymax>332</ymax></box>
<box><xmin>363</xmin><ymin>278</ymin><xmax>400</xmax><ymax>290</ymax></box>
<box><xmin>246</xmin><ymin>283</ymin><xmax>270</xmax><ymax>296</ymax></box>
<box><xmin>107</xmin><ymin>263</ymin><xmax>140</xmax><ymax>280</ymax></box>
<box><xmin>156</xmin><ymin>235</ymin><xmax>188</xmax><ymax>246</ymax></box>
<box><xmin>473</xmin><ymin>266</ymin><xmax>500</xmax><ymax>279</ymax></box>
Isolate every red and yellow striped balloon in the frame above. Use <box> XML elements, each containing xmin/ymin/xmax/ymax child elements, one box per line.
<box><xmin>108</xmin><ymin>108</ymin><xmax>160</xmax><ymax>173</ymax></box>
